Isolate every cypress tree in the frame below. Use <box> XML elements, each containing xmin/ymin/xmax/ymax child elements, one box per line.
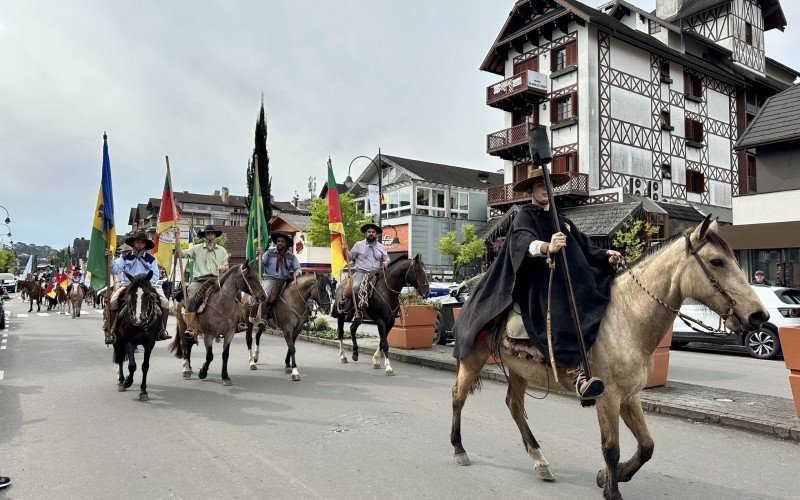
<box><xmin>245</xmin><ymin>95</ymin><xmax>272</xmax><ymax>224</ymax></box>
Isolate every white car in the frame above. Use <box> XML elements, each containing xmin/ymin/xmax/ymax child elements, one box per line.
<box><xmin>672</xmin><ymin>285</ymin><xmax>800</xmax><ymax>359</ymax></box>
<box><xmin>0</xmin><ymin>273</ymin><xmax>17</xmax><ymax>293</ymax></box>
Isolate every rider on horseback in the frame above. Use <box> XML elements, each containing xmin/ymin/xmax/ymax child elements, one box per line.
<box><xmin>104</xmin><ymin>231</ymin><xmax>172</xmax><ymax>344</ymax></box>
<box><xmin>255</xmin><ymin>232</ymin><xmax>301</xmax><ymax>325</ymax></box>
<box><xmin>174</xmin><ymin>225</ymin><xmax>229</xmax><ymax>338</ymax></box>
<box><xmin>340</xmin><ymin>223</ymin><xmax>390</xmax><ymax>321</ymax></box>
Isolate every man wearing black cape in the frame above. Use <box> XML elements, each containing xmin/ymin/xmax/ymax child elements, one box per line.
<box><xmin>452</xmin><ymin>168</ymin><xmax>621</xmax><ymax>401</ymax></box>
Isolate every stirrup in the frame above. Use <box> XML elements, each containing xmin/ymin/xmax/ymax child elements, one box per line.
<box><xmin>576</xmin><ymin>375</ymin><xmax>605</xmax><ymax>400</ymax></box>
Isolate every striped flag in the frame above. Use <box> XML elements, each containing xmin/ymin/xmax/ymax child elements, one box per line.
<box><xmin>87</xmin><ymin>133</ymin><xmax>116</xmax><ymax>291</ymax></box>
<box><xmin>246</xmin><ymin>157</ymin><xmax>269</xmax><ymax>274</ymax></box>
<box><xmin>153</xmin><ymin>165</ymin><xmax>179</xmax><ymax>274</ymax></box>
<box><xmin>327</xmin><ymin>159</ymin><xmax>347</xmax><ymax>278</ymax></box>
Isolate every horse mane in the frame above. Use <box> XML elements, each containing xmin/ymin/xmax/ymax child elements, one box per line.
<box><xmin>218</xmin><ymin>263</ymin><xmax>240</xmax><ymax>287</ymax></box>
<box><xmin>629</xmin><ymin>226</ymin><xmax>734</xmax><ymax>269</ymax></box>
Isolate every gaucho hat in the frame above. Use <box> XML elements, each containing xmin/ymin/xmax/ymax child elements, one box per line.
<box><xmin>270</xmin><ymin>232</ymin><xmax>293</xmax><ymax>245</ymax></box>
<box><xmin>197</xmin><ymin>225</ymin><xmax>224</xmax><ymax>238</ymax></box>
<box><xmin>360</xmin><ymin>223</ymin><xmax>382</xmax><ymax>234</ymax></box>
<box><xmin>124</xmin><ymin>230</ymin><xmax>155</xmax><ymax>250</ymax></box>
<box><xmin>512</xmin><ymin>168</ymin><xmax>570</xmax><ymax>193</ymax></box>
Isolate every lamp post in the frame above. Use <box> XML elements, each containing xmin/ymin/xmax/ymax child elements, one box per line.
<box><xmin>346</xmin><ymin>149</ymin><xmax>383</xmax><ymax>226</ymax></box>
<box><xmin>0</xmin><ymin>205</ymin><xmax>10</xmax><ymax>224</ymax></box>
<box><xmin>0</xmin><ymin>223</ymin><xmax>11</xmax><ymax>239</ymax></box>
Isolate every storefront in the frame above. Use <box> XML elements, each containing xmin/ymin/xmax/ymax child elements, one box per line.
<box><xmin>719</xmin><ymin>221</ymin><xmax>800</xmax><ymax>287</ymax></box>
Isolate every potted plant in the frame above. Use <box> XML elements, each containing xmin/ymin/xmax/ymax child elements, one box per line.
<box><xmin>777</xmin><ymin>326</ymin><xmax>800</xmax><ymax>417</ymax></box>
<box><xmin>388</xmin><ymin>291</ymin><xmax>439</xmax><ymax>349</ymax></box>
<box><xmin>644</xmin><ymin>327</ymin><xmax>673</xmax><ymax>389</ymax></box>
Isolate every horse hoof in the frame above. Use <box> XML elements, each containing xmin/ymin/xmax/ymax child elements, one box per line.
<box><xmin>596</xmin><ymin>470</ymin><xmax>606</xmax><ymax>488</ymax></box>
<box><xmin>198</xmin><ymin>371</ymin><xmax>207</xmax><ymax>380</ymax></box>
<box><xmin>117</xmin><ymin>384</ymin><xmax>126</xmax><ymax>392</ymax></box>
<box><xmin>139</xmin><ymin>394</ymin><xmax>149</xmax><ymax>402</ymax></box>
<box><xmin>352</xmin><ymin>352</ymin><xmax>359</xmax><ymax>362</ymax></box>
<box><xmin>253</xmin><ymin>356</ymin><xmax>259</xmax><ymax>363</ymax></box>
<box><xmin>373</xmin><ymin>363</ymin><xmax>381</xmax><ymax>369</ymax></box>
<box><xmin>291</xmin><ymin>373</ymin><xmax>301</xmax><ymax>381</ymax></box>
<box><xmin>536</xmin><ymin>465</ymin><xmax>556</xmax><ymax>482</ymax></box>
<box><xmin>454</xmin><ymin>453</ymin><xmax>471</xmax><ymax>466</ymax></box>
<box><xmin>340</xmin><ymin>357</ymin><xmax>348</xmax><ymax>364</ymax></box>
<box><xmin>222</xmin><ymin>379</ymin><xmax>232</xmax><ymax>386</ymax></box>
<box><xmin>284</xmin><ymin>367</ymin><xmax>293</xmax><ymax>374</ymax></box>
<box><xmin>385</xmin><ymin>368</ymin><xmax>394</xmax><ymax>376</ymax></box>
<box><xmin>250</xmin><ymin>363</ymin><xmax>257</xmax><ymax>370</ymax></box>
<box><xmin>183</xmin><ymin>371</ymin><xmax>192</xmax><ymax>379</ymax></box>
<box><xmin>124</xmin><ymin>380</ymin><xmax>133</xmax><ymax>389</ymax></box>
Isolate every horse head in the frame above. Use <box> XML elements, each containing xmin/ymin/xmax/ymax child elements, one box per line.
<box><xmin>408</xmin><ymin>254</ymin><xmax>430</xmax><ymax>298</ymax></box>
<box><xmin>314</xmin><ymin>273</ymin><xmax>333</xmax><ymax>315</ymax></box>
<box><xmin>680</xmin><ymin>216</ymin><xmax>768</xmax><ymax>333</ymax></box>
<box><xmin>123</xmin><ymin>271</ymin><xmax>156</xmax><ymax>327</ymax></box>
<box><xmin>231</xmin><ymin>260</ymin><xmax>267</xmax><ymax>303</ymax></box>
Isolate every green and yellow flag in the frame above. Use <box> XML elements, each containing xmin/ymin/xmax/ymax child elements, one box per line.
<box><xmin>246</xmin><ymin>157</ymin><xmax>269</xmax><ymax>274</ymax></box>
<box><xmin>87</xmin><ymin>133</ymin><xmax>116</xmax><ymax>291</ymax></box>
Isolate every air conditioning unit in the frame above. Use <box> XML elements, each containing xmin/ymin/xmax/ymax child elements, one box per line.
<box><xmin>648</xmin><ymin>180</ymin><xmax>661</xmax><ymax>202</ymax></box>
<box><xmin>628</xmin><ymin>177</ymin><xmax>646</xmax><ymax>196</ymax></box>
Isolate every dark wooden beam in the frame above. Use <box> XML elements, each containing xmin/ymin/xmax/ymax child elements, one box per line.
<box><xmin>540</xmin><ymin>24</ymin><xmax>552</xmax><ymax>41</ymax></box>
<box><xmin>555</xmin><ymin>15</ymin><xmax>570</xmax><ymax>34</ymax></box>
<box><xmin>511</xmin><ymin>38</ymin><xmax>524</xmax><ymax>54</ymax></box>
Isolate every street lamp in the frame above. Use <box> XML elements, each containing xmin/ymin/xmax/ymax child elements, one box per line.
<box><xmin>382</xmin><ymin>225</ymin><xmax>401</xmax><ymax>249</ymax></box>
<box><xmin>346</xmin><ymin>150</ymin><xmax>383</xmax><ymax>226</ymax></box>
<box><xmin>0</xmin><ymin>205</ymin><xmax>9</xmax><ymax>224</ymax></box>
<box><xmin>0</xmin><ymin>223</ymin><xmax>11</xmax><ymax>238</ymax></box>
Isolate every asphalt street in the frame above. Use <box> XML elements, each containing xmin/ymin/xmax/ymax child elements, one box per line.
<box><xmin>1</xmin><ymin>296</ymin><xmax>798</xmax><ymax>499</ymax></box>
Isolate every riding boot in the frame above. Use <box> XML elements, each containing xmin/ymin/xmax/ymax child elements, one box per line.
<box><xmin>105</xmin><ymin>309</ymin><xmax>118</xmax><ymax>345</ymax></box>
<box><xmin>183</xmin><ymin>311</ymin><xmax>200</xmax><ymax>345</ymax></box>
<box><xmin>157</xmin><ymin>308</ymin><xmax>172</xmax><ymax>341</ymax></box>
<box><xmin>569</xmin><ymin>368</ymin><xmax>604</xmax><ymax>404</ymax></box>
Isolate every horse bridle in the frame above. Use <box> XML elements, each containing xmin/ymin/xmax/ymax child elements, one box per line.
<box><xmin>381</xmin><ymin>260</ymin><xmax>429</xmax><ymax>296</ymax></box>
<box><xmin>238</xmin><ymin>264</ymin><xmax>265</xmax><ymax>302</ymax></box>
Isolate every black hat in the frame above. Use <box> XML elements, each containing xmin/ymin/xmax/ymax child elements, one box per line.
<box><xmin>124</xmin><ymin>230</ymin><xmax>155</xmax><ymax>250</ymax></box>
<box><xmin>271</xmin><ymin>232</ymin><xmax>293</xmax><ymax>245</ymax></box>
<box><xmin>360</xmin><ymin>223</ymin><xmax>382</xmax><ymax>234</ymax></box>
<box><xmin>755</xmin><ymin>270</ymin><xmax>765</xmax><ymax>276</ymax></box>
<box><xmin>197</xmin><ymin>225</ymin><xmax>224</xmax><ymax>238</ymax></box>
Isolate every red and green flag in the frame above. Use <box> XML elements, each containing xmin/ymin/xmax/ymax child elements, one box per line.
<box><xmin>153</xmin><ymin>165</ymin><xmax>179</xmax><ymax>274</ymax></box>
<box><xmin>327</xmin><ymin>159</ymin><xmax>346</xmax><ymax>278</ymax></box>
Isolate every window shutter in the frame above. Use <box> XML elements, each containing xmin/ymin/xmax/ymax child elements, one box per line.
<box><xmin>572</xmin><ymin>152</ymin><xmax>579</xmax><ymax>173</ymax></box>
<box><xmin>550</xmin><ymin>99</ymin><xmax>558</xmax><ymax>123</ymax></box>
<box><xmin>552</xmin><ymin>155</ymin><xmax>567</xmax><ymax>174</ymax></box>
<box><xmin>684</xmin><ymin>117</ymin><xmax>692</xmax><ymax>140</ymax></box>
<box><xmin>684</xmin><ymin>72</ymin><xmax>691</xmax><ymax>94</ymax></box>
<box><xmin>696</xmin><ymin>122</ymin><xmax>704</xmax><ymax>142</ymax></box>
<box><xmin>571</xmin><ymin>92</ymin><xmax>578</xmax><ymax>118</ymax></box>
<box><xmin>550</xmin><ymin>49</ymin><xmax>558</xmax><ymax>72</ymax></box>
<box><xmin>566</xmin><ymin>41</ymin><xmax>577</xmax><ymax>66</ymax></box>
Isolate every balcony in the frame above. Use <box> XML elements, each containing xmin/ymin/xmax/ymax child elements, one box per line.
<box><xmin>486</xmin><ymin>70</ymin><xmax>548</xmax><ymax>111</ymax></box>
<box><xmin>487</xmin><ymin>172</ymin><xmax>589</xmax><ymax>207</ymax></box>
<box><xmin>487</xmin><ymin>122</ymin><xmax>535</xmax><ymax>160</ymax></box>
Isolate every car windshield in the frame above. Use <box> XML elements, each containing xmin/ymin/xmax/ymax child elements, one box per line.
<box><xmin>775</xmin><ymin>288</ymin><xmax>800</xmax><ymax>305</ymax></box>
<box><xmin>0</xmin><ymin>273</ymin><xmax>14</xmax><ymax>280</ymax></box>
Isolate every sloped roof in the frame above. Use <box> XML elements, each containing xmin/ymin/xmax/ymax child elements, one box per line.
<box><xmin>272</xmin><ymin>200</ymin><xmax>310</xmax><ymax>215</ymax></box>
<box><xmin>657</xmin><ymin>201</ymin><xmax>705</xmax><ymax>222</ymax></box>
<box><xmin>174</xmin><ymin>191</ymin><xmax>247</xmax><ymax>207</ymax></box>
<box><xmin>272</xmin><ymin>213</ymin><xmax>311</xmax><ymax>232</ymax></box>
<box><xmin>479</xmin><ymin>205</ymin><xmax>523</xmax><ymax>241</ymax></box>
<box><xmin>561</xmin><ymin>201</ymin><xmax>642</xmax><ymax>237</ymax></box>
<box><xmin>735</xmin><ymin>83</ymin><xmax>800</xmax><ymax>149</ymax></box>
<box><xmin>381</xmin><ymin>155</ymin><xmax>504</xmax><ymax>190</ymax></box>
<box><xmin>662</xmin><ymin>0</ymin><xmax>786</xmax><ymax>32</ymax></box>
<box><xmin>689</xmin><ymin>202</ymin><xmax>733</xmax><ymax>224</ymax></box>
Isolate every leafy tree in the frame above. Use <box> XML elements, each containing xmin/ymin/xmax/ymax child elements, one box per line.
<box><xmin>611</xmin><ymin>217</ymin><xmax>659</xmax><ymax>263</ymax></box>
<box><xmin>434</xmin><ymin>223</ymin><xmax>485</xmax><ymax>281</ymax></box>
<box><xmin>0</xmin><ymin>248</ymin><xmax>17</xmax><ymax>273</ymax></box>
<box><xmin>245</xmin><ymin>95</ymin><xmax>272</xmax><ymax>225</ymax></box>
<box><xmin>307</xmin><ymin>193</ymin><xmax>372</xmax><ymax>248</ymax></box>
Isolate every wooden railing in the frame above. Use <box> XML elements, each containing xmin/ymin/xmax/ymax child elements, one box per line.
<box><xmin>487</xmin><ymin>122</ymin><xmax>533</xmax><ymax>154</ymax></box>
<box><xmin>487</xmin><ymin>172</ymin><xmax>589</xmax><ymax>205</ymax></box>
<box><xmin>486</xmin><ymin>70</ymin><xmax>548</xmax><ymax>106</ymax></box>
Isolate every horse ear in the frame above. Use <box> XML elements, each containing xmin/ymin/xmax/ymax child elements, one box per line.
<box><xmin>414</xmin><ymin>253</ymin><xmax>422</xmax><ymax>262</ymax></box>
<box><xmin>708</xmin><ymin>217</ymin><xmax>720</xmax><ymax>234</ymax></box>
<box><xmin>243</xmin><ymin>259</ymin><xmax>251</xmax><ymax>270</ymax></box>
<box><xmin>690</xmin><ymin>215</ymin><xmax>713</xmax><ymax>242</ymax></box>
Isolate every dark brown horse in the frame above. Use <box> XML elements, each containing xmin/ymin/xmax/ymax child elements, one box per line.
<box><xmin>245</xmin><ymin>273</ymin><xmax>333</xmax><ymax>380</ymax></box>
<box><xmin>17</xmin><ymin>280</ymin><xmax>43</xmax><ymax>312</ymax></box>
<box><xmin>333</xmin><ymin>255</ymin><xmax>429</xmax><ymax>375</ymax></box>
<box><xmin>113</xmin><ymin>271</ymin><xmax>162</xmax><ymax>401</ymax></box>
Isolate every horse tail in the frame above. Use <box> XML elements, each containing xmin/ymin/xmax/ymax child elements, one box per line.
<box><xmin>168</xmin><ymin>333</ymin><xmax>183</xmax><ymax>358</ymax></box>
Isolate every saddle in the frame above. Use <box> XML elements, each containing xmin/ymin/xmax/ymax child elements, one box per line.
<box><xmin>267</xmin><ymin>275</ymin><xmax>292</xmax><ymax>304</ymax></box>
<box><xmin>336</xmin><ymin>271</ymin><xmax>380</xmax><ymax>314</ymax></box>
<box><xmin>194</xmin><ymin>279</ymin><xmax>218</xmax><ymax>314</ymax></box>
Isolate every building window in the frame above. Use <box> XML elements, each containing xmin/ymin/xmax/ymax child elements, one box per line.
<box><xmin>747</xmin><ymin>154</ymin><xmax>757</xmax><ymax>193</ymax></box>
<box><xmin>686</xmin><ymin>170</ymin><xmax>705</xmax><ymax>194</ymax></box>
<box><xmin>415</xmin><ymin>187</ymin><xmax>445</xmax><ymax>217</ymax></box>
<box><xmin>661</xmin><ymin>163</ymin><xmax>672</xmax><ymax>180</ymax></box>
<box><xmin>660</xmin><ymin>60</ymin><xmax>670</xmax><ymax>79</ymax></box>
<box><xmin>684</xmin><ymin>73</ymin><xmax>702</xmax><ymax>99</ymax></box>
<box><xmin>661</xmin><ymin>110</ymin><xmax>673</xmax><ymax>130</ymax></box>
<box><xmin>381</xmin><ymin>187</ymin><xmax>411</xmax><ymax>219</ymax></box>
<box><xmin>745</xmin><ymin>22</ymin><xmax>753</xmax><ymax>45</ymax></box>
<box><xmin>552</xmin><ymin>152</ymin><xmax>578</xmax><ymax>174</ymax></box>
<box><xmin>195</xmin><ymin>218</ymin><xmax>205</xmax><ymax>225</ymax></box>
<box><xmin>449</xmin><ymin>191</ymin><xmax>470</xmax><ymax>219</ymax></box>
<box><xmin>211</xmin><ymin>218</ymin><xmax>227</xmax><ymax>226</ymax></box>
<box><xmin>550</xmin><ymin>93</ymin><xmax>577</xmax><ymax>123</ymax></box>
<box><xmin>649</xmin><ymin>19</ymin><xmax>662</xmax><ymax>34</ymax></box>
<box><xmin>550</xmin><ymin>41</ymin><xmax>576</xmax><ymax>72</ymax></box>
<box><xmin>684</xmin><ymin>118</ymin><xmax>704</xmax><ymax>144</ymax></box>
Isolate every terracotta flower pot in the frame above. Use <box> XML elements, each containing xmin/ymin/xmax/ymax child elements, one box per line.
<box><xmin>388</xmin><ymin>304</ymin><xmax>438</xmax><ymax>349</ymax></box>
<box><xmin>644</xmin><ymin>328</ymin><xmax>672</xmax><ymax>389</ymax></box>
<box><xmin>777</xmin><ymin>326</ymin><xmax>800</xmax><ymax>417</ymax></box>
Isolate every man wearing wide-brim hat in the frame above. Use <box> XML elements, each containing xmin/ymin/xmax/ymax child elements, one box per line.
<box><xmin>174</xmin><ymin>225</ymin><xmax>230</xmax><ymax>337</ymax></box>
<box><xmin>104</xmin><ymin>230</ymin><xmax>171</xmax><ymax>344</ymax></box>
<box><xmin>254</xmin><ymin>232</ymin><xmax>302</xmax><ymax>324</ymax></box>
<box><xmin>453</xmin><ymin>168</ymin><xmax>622</xmax><ymax>403</ymax></box>
<box><xmin>340</xmin><ymin>223</ymin><xmax>390</xmax><ymax>320</ymax></box>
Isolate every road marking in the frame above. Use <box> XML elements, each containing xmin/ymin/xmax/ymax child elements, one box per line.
<box><xmin>2</xmin><ymin>333</ymin><xmax>7</xmax><ymax>338</ymax></box>
<box><xmin>1</xmin><ymin>346</ymin><xmax>6</xmax><ymax>350</ymax></box>
<box><xmin>17</xmin><ymin>314</ymin><xmax>28</xmax><ymax>318</ymax></box>
<box><xmin>37</xmin><ymin>313</ymin><xmax>50</xmax><ymax>317</ymax></box>
<box><xmin>0</xmin><ymin>370</ymin><xmax>4</xmax><ymax>380</ymax></box>
<box><xmin>1</xmin><ymin>339</ymin><xmax>6</xmax><ymax>344</ymax></box>
<box><xmin>81</xmin><ymin>311</ymin><xmax>91</xmax><ymax>315</ymax></box>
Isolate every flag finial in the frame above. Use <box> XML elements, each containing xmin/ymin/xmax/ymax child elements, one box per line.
<box><xmin>103</xmin><ymin>131</ymin><xmax>107</xmax><ymax>140</ymax></box>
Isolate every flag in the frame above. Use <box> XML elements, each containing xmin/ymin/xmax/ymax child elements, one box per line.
<box><xmin>22</xmin><ymin>255</ymin><xmax>32</xmax><ymax>277</ymax></box>
<box><xmin>380</xmin><ymin>185</ymin><xmax>387</xmax><ymax>206</ymax></box>
<box><xmin>186</xmin><ymin>222</ymin><xmax>195</xmax><ymax>282</ymax></box>
<box><xmin>63</xmin><ymin>246</ymin><xmax>72</xmax><ymax>274</ymax></box>
<box><xmin>87</xmin><ymin>133</ymin><xmax>116</xmax><ymax>291</ymax></box>
<box><xmin>57</xmin><ymin>268</ymin><xmax>69</xmax><ymax>290</ymax></box>
<box><xmin>246</xmin><ymin>160</ymin><xmax>269</xmax><ymax>272</ymax></box>
<box><xmin>153</xmin><ymin>166</ymin><xmax>179</xmax><ymax>274</ymax></box>
<box><xmin>46</xmin><ymin>282</ymin><xmax>56</xmax><ymax>299</ymax></box>
<box><xmin>327</xmin><ymin>159</ymin><xmax>347</xmax><ymax>278</ymax></box>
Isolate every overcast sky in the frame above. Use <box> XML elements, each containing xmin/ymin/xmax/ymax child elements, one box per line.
<box><xmin>1</xmin><ymin>0</ymin><xmax>797</xmax><ymax>249</ymax></box>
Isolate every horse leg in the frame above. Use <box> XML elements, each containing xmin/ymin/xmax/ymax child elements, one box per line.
<box><xmin>28</xmin><ymin>298</ymin><xmax>32</xmax><ymax>313</ymax></box>
<box><xmin>220</xmin><ymin>338</ymin><xmax>232</xmax><ymax>386</ymax></box>
<box><xmin>124</xmin><ymin>343</ymin><xmax>137</xmax><ymax>388</ymax></box>
<box><xmin>285</xmin><ymin>328</ymin><xmax>300</xmax><ymax>381</ymax></box>
<box><xmin>182</xmin><ymin>341</ymin><xmax>193</xmax><ymax>378</ymax></box>
<box><xmin>595</xmin><ymin>394</ymin><xmax>623</xmax><ymax>500</ymax></box>
<box><xmin>336</xmin><ymin>315</ymin><xmax>348</xmax><ymax>363</ymax></box>
<box><xmin>350</xmin><ymin>317</ymin><xmax>361</xmax><ymax>362</ymax></box>
<box><xmin>246</xmin><ymin>322</ymin><xmax>257</xmax><ymax>370</ymax></box>
<box><xmin>255</xmin><ymin>327</ymin><xmax>263</xmax><ymax>363</ymax></box>
<box><xmin>115</xmin><ymin>343</ymin><xmax>126</xmax><ymax>392</ymax></box>
<box><xmin>609</xmin><ymin>394</ymin><xmax>654</xmax><ymax>484</ymax></box>
<box><xmin>506</xmin><ymin>370</ymin><xmax>555</xmax><ymax>481</ymax></box>
<box><xmin>451</xmin><ymin>339</ymin><xmax>489</xmax><ymax>466</ymax></box>
<box><xmin>139</xmin><ymin>342</ymin><xmax>154</xmax><ymax>401</ymax></box>
<box><xmin>374</xmin><ymin>319</ymin><xmax>393</xmax><ymax>376</ymax></box>
<box><xmin>198</xmin><ymin>342</ymin><xmax>213</xmax><ymax>380</ymax></box>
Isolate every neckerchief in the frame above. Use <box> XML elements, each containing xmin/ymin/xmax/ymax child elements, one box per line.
<box><xmin>276</xmin><ymin>247</ymin><xmax>289</xmax><ymax>273</ymax></box>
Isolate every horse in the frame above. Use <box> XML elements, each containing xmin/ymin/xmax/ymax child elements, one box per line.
<box><xmin>245</xmin><ymin>273</ymin><xmax>333</xmax><ymax>381</ymax></box>
<box><xmin>333</xmin><ymin>254</ymin><xmax>430</xmax><ymax>376</ymax></box>
<box><xmin>17</xmin><ymin>280</ymin><xmax>43</xmax><ymax>312</ymax></box>
<box><xmin>54</xmin><ymin>284</ymin><xmax>69</xmax><ymax>315</ymax></box>
<box><xmin>450</xmin><ymin>218</ymin><xmax>768</xmax><ymax>500</ymax></box>
<box><xmin>69</xmin><ymin>283</ymin><xmax>84</xmax><ymax>318</ymax></box>
<box><xmin>112</xmin><ymin>271</ymin><xmax>162</xmax><ymax>401</ymax></box>
<box><xmin>168</xmin><ymin>261</ymin><xmax>266</xmax><ymax>386</ymax></box>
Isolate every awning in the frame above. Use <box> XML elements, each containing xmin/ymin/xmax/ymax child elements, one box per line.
<box><xmin>718</xmin><ymin>221</ymin><xmax>800</xmax><ymax>250</ymax></box>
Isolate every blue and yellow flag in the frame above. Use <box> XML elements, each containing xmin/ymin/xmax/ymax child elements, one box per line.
<box><xmin>87</xmin><ymin>133</ymin><xmax>116</xmax><ymax>291</ymax></box>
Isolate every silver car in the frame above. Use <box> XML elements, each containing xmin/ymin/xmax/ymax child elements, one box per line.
<box><xmin>0</xmin><ymin>273</ymin><xmax>17</xmax><ymax>293</ymax></box>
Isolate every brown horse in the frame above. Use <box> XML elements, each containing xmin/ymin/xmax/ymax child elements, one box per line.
<box><xmin>169</xmin><ymin>261</ymin><xmax>266</xmax><ymax>386</ymax></box>
<box><xmin>54</xmin><ymin>284</ymin><xmax>69</xmax><ymax>315</ymax></box>
<box><xmin>17</xmin><ymin>280</ymin><xmax>43</xmax><ymax>312</ymax></box>
<box><xmin>69</xmin><ymin>283</ymin><xmax>84</xmax><ymax>318</ymax></box>
<box><xmin>333</xmin><ymin>255</ymin><xmax>429</xmax><ymax>376</ymax></box>
<box><xmin>245</xmin><ymin>273</ymin><xmax>333</xmax><ymax>380</ymax></box>
<box><xmin>450</xmin><ymin>218</ymin><xmax>768</xmax><ymax>499</ymax></box>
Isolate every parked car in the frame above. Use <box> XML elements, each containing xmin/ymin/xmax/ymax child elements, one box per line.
<box><xmin>433</xmin><ymin>274</ymin><xmax>483</xmax><ymax>345</ymax></box>
<box><xmin>0</xmin><ymin>273</ymin><xmax>17</xmax><ymax>293</ymax></box>
<box><xmin>672</xmin><ymin>285</ymin><xmax>800</xmax><ymax>359</ymax></box>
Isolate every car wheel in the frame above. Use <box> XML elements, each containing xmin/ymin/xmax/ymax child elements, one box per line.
<box><xmin>434</xmin><ymin>312</ymin><xmax>448</xmax><ymax>346</ymax></box>
<box><xmin>671</xmin><ymin>341</ymin><xmax>689</xmax><ymax>348</ymax></box>
<box><xmin>744</xmin><ymin>327</ymin><xmax>781</xmax><ymax>360</ymax></box>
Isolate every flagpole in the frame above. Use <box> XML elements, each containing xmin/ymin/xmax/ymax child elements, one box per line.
<box><xmin>328</xmin><ymin>158</ymin><xmax>359</xmax><ymax>310</ymax></box>
<box><xmin>165</xmin><ymin>156</ymin><xmax>190</xmax><ymax>314</ymax></box>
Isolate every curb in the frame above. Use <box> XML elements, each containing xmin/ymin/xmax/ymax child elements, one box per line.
<box><xmin>270</xmin><ymin>330</ymin><xmax>800</xmax><ymax>442</ymax></box>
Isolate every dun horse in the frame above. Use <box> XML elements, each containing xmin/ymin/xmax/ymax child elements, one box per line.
<box><xmin>333</xmin><ymin>255</ymin><xmax>429</xmax><ymax>376</ymax></box>
<box><xmin>450</xmin><ymin>218</ymin><xmax>768</xmax><ymax>499</ymax></box>
<box><xmin>69</xmin><ymin>283</ymin><xmax>84</xmax><ymax>318</ymax></box>
<box><xmin>169</xmin><ymin>261</ymin><xmax>266</xmax><ymax>386</ymax></box>
<box><xmin>245</xmin><ymin>273</ymin><xmax>333</xmax><ymax>380</ymax></box>
<box><xmin>112</xmin><ymin>271</ymin><xmax>162</xmax><ymax>401</ymax></box>
<box><xmin>17</xmin><ymin>280</ymin><xmax>43</xmax><ymax>313</ymax></box>
<box><xmin>55</xmin><ymin>285</ymin><xmax>69</xmax><ymax>315</ymax></box>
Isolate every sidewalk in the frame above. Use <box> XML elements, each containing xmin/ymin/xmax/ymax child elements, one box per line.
<box><xmin>275</xmin><ymin>316</ymin><xmax>800</xmax><ymax>442</ymax></box>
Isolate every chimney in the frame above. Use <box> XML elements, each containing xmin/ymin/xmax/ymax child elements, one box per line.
<box><xmin>292</xmin><ymin>195</ymin><xmax>299</xmax><ymax>208</ymax></box>
<box><xmin>655</xmin><ymin>0</ymin><xmax>684</xmax><ymax>20</ymax></box>
<box><xmin>213</xmin><ymin>189</ymin><xmax>220</xmax><ymax>197</ymax></box>
<box><xmin>221</xmin><ymin>187</ymin><xmax>229</xmax><ymax>204</ymax></box>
